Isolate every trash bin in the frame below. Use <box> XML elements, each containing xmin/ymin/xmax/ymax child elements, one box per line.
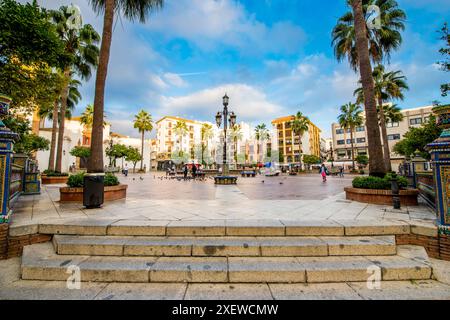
<box><xmin>83</xmin><ymin>173</ymin><xmax>105</xmax><ymax>209</ymax></box>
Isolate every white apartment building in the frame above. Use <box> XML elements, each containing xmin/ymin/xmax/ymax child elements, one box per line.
<box><xmin>331</xmin><ymin>105</ymin><xmax>433</xmax><ymax>171</ymax></box>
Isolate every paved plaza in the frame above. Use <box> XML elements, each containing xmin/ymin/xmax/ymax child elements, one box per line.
<box><xmin>9</xmin><ymin>173</ymin><xmax>437</xmax><ymax>229</ymax></box>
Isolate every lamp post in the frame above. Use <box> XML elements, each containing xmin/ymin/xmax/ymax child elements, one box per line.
<box><xmin>216</xmin><ymin>94</ymin><xmax>236</xmax><ymax>176</ymax></box>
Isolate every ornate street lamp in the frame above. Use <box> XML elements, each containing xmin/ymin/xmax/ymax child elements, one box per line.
<box><xmin>214</xmin><ymin>94</ymin><xmax>238</xmax><ymax>184</ymax></box>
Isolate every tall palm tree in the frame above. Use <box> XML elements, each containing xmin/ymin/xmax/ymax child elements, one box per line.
<box><xmin>39</xmin><ymin>78</ymin><xmax>81</xmax><ymax>171</ymax></box>
<box><xmin>383</xmin><ymin>103</ymin><xmax>404</xmax><ymax>125</ymax></box>
<box><xmin>200</xmin><ymin>123</ymin><xmax>214</xmax><ymax>166</ymax></box>
<box><xmin>133</xmin><ymin>110</ymin><xmax>153</xmax><ymax>170</ymax></box>
<box><xmin>88</xmin><ymin>0</ymin><xmax>164</xmax><ymax>173</ymax></box>
<box><xmin>350</xmin><ymin>0</ymin><xmax>386</xmax><ymax>176</ymax></box>
<box><xmin>354</xmin><ymin>65</ymin><xmax>408</xmax><ymax>170</ymax></box>
<box><xmin>338</xmin><ymin>102</ymin><xmax>364</xmax><ymax>170</ymax></box>
<box><xmin>255</xmin><ymin>124</ymin><xmax>270</xmax><ymax>163</ymax></box>
<box><xmin>230</xmin><ymin>124</ymin><xmax>243</xmax><ymax>165</ymax></box>
<box><xmin>332</xmin><ymin>0</ymin><xmax>406</xmax><ymax>70</ymax></box>
<box><xmin>291</xmin><ymin>111</ymin><xmax>310</xmax><ymax>163</ymax></box>
<box><xmin>173</xmin><ymin>120</ymin><xmax>188</xmax><ymax>157</ymax></box>
<box><xmin>50</xmin><ymin>6</ymin><xmax>100</xmax><ymax>173</ymax></box>
<box><xmin>80</xmin><ymin>104</ymin><xmax>95</xmax><ymax>129</ymax></box>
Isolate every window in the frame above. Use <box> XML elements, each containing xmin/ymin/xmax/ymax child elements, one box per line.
<box><xmin>346</xmin><ymin>139</ymin><xmax>355</xmax><ymax>144</ymax></box>
<box><xmin>386</xmin><ymin>122</ymin><xmax>399</xmax><ymax>128</ymax></box>
<box><xmin>424</xmin><ymin>116</ymin><xmax>430</xmax><ymax>123</ymax></box>
<box><xmin>336</xmin><ymin>129</ymin><xmax>344</xmax><ymax>134</ymax></box>
<box><xmin>356</xmin><ymin>126</ymin><xmax>365</xmax><ymax>132</ymax></box>
<box><xmin>337</xmin><ymin>140</ymin><xmax>345</xmax><ymax>145</ymax></box>
<box><xmin>356</xmin><ymin>138</ymin><xmax>366</xmax><ymax>143</ymax></box>
<box><xmin>410</xmin><ymin>118</ymin><xmax>422</xmax><ymax>125</ymax></box>
<box><xmin>388</xmin><ymin>134</ymin><xmax>401</xmax><ymax>140</ymax></box>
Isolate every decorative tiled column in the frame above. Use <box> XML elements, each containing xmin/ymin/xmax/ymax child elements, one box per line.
<box><xmin>427</xmin><ymin>104</ymin><xmax>450</xmax><ymax>230</ymax></box>
<box><xmin>0</xmin><ymin>95</ymin><xmax>18</xmax><ymax>223</ymax></box>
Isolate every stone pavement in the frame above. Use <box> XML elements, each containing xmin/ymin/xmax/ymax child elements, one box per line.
<box><xmin>1</xmin><ymin>257</ymin><xmax>450</xmax><ymax>300</ymax></box>
<box><xmin>9</xmin><ymin>173</ymin><xmax>437</xmax><ymax>231</ymax></box>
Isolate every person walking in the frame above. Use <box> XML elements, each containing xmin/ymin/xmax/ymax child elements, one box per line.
<box><xmin>320</xmin><ymin>164</ymin><xmax>327</xmax><ymax>182</ymax></box>
<box><xmin>192</xmin><ymin>162</ymin><xmax>197</xmax><ymax>179</ymax></box>
<box><xmin>339</xmin><ymin>166</ymin><xmax>344</xmax><ymax>178</ymax></box>
<box><xmin>124</xmin><ymin>164</ymin><xmax>129</xmax><ymax>177</ymax></box>
<box><xmin>183</xmin><ymin>164</ymin><xmax>188</xmax><ymax>181</ymax></box>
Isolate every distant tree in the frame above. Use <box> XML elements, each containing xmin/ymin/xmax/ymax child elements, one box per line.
<box><xmin>303</xmin><ymin>155</ymin><xmax>321</xmax><ymax>171</ymax></box>
<box><xmin>105</xmin><ymin>143</ymin><xmax>128</xmax><ymax>168</ymax></box>
<box><xmin>438</xmin><ymin>23</ymin><xmax>450</xmax><ymax>96</ymax></box>
<box><xmin>125</xmin><ymin>146</ymin><xmax>142</xmax><ymax>173</ymax></box>
<box><xmin>133</xmin><ymin>110</ymin><xmax>153</xmax><ymax>170</ymax></box>
<box><xmin>70</xmin><ymin>146</ymin><xmax>91</xmax><ymax>166</ymax></box>
<box><xmin>174</xmin><ymin>120</ymin><xmax>188</xmax><ymax>156</ymax></box>
<box><xmin>15</xmin><ymin>134</ymin><xmax>50</xmax><ymax>157</ymax></box>
<box><xmin>393</xmin><ymin>115</ymin><xmax>442</xmax><ymax>160</ymax></box>
<box><xmin>200</xmin><ymin>123</ymin><xmax>214</xmax><ymax>165</ymax></box>
<box><xmin>255</xmin><ymin>124</ymin><xmax>270</xmax><ymax>163</ymax></box>
<box><xmin>338</xmin><ymin>102</ymin><xmax>364</xmax><ymax>170</ymax></box>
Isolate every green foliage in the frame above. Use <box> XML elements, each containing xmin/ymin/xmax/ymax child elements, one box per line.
<box><xmin>15</xmin><ymin>133</ymin><xmax>50</xmax><ymax>156</ymax></box>
<box><xmin>125</xmin><ymin>147</ymin><xmax>142</xmax><ymax>168</ymax></box>
<box><xmin>43</xmin><ymin>170</ymin><xmax>68</xmax><ymax>177</ymax></box>
<box><xmin>355</xmin><ymin>154</ymin><xmax>369</xmax><ymax>166</ymax></box>
<box><xmin>133</xmin><ymin>110</ymin><xmax>153</xmax><ymax>133</ymax></box>
<box><xmin>104</xmin><ymin>173</ymin><xmax>119</xmax><ymax>186</ymax></box>
<box><xmin>352</xmin><ymin>174</ymin><xmax>408</xmax><ymax>190</ymax></box>
<box><xmin>70</xmin><ymin>146</ymin><xmax>91</xmax><ymax>162</ymax></box>
<box><xmin>291</xmin><ymin>111</ymin><xmax>309</xmax><ymax>136</ymax></box>
<box><xmin>303</xmin><ymin>155</ymin><xmax>321</xmax><ymax>165</ymax></box>
<box><xmin>393</xmin><ymin>115</ymin><xmax>442</xmax><ymax>160</ymax></box>
<box><xmin>67</xmin><ymin>172</ymin><xmax>119</xmax><ymax>187</ymax></box>
<box><xmin>106</xmin><ymin>143</ymin><xmax>129</xmax><ymax>165</ymax></box>
<box><xmin>67</xmin><ymin>172</ymin><xmax>85</xmax><ymax>188</ymax></box>
<box><xmin>438</xmin><ymin>23</ymin><xmax>450</xmax><ymax>97</ymax></box>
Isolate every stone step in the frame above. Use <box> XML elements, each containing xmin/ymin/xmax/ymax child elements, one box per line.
<box><xmin>36</xmin><ymin>219</ymin><xmax>411</xmax><ymax>237</ymax></box>
<box><xmin>21</xmin><ymin>243</ymin><xmax>431</xmax><ymax>283</ymax></box>
<box><xmin>52</xmin><ymin>235</ymin><xmax>397</xmax><ymax>257</ymax></box>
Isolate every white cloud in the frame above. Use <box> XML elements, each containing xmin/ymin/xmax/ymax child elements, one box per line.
<box><xmin>147</xmin><ymin>0</ymin><xmax>305</xmax><ymax>54</ymax></box>
<box><xmin>163</xmin><ymin>73</ymin><xmax>187</xmax><ymax>87</ymax></box>
<box><xmin>157</xmin><ymin>84</ymin><xmax>284</xmax><ymax>123</ymax></box>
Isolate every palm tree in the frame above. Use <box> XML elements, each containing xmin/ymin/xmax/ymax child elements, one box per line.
<box><xmin>88</xmin><ymin>0</ymin><xmax>164</xmax><ymax>173</ymax></box>
<box><xmin>173</xmin><ymin>120</ymin><xmax>188</xmax><ymax>157</ymax></box>
<box><xmin>80</xmin><ymin>104</ymin><xmax>95</xmax><ymax>129</ymax></box>
<box><xmin>230</xmin><ymin>124</ymin><xmax>243</xmax><ymax>165</ymax></box>
<box><xmin>255</xmin><ymin>124</ymin><xmax>270</xmax><ymax>163</ymax></box>
<box><xmin>133</xmin><ymin>110</ymin><xmax>153</xmax><ymax>170</ymax></box>
<box><xmin>39</xmin><ymin>78</ymin><xmax>81</xmax><ymax>171</ymax></box>
<box><xmin>291</xmin><ymin>111</ymin><xmax>310</xmax><ymax>164</ymax></box>
<box><xmin>50</xmin><ymin>6</ymin><xmax>100</xmax><ymax>173</ymax></box>
<box><xmin>338</xmin><ymin>102</ymin><xmax>364</xmax><ymax>170</ymax></box>
<box><xmin>332</xmin><ymin>0</ymin><xmax>406</xmax><ymax>70</ymax></box>
<box><xmin>354</xmin><ymin>65</ymin><xmax>408</xmax><ymax>170</ymax></box>
<box><xmin>200</xmin><ymin>123</ymin><xmax>214</xmax><ymax>166</ymax></box>
<box><xmin>383</xmin><ymin>103</ymin><xmax>404</xmax><ymax>125</ymax></box>
<box><xmin>333</xmin><ymin>0</ymin><xmax>405</xmax><ymax>176</ymax></box>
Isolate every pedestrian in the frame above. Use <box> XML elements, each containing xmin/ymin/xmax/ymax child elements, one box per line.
<box><xmin>192</xmin><ymin>162</ymin><xmax>197</xmax><ymax>179</ymax></box>
<box><xmin>124</xmin><ymin>164</ymin><xmax>129</xmax><ymax>177</ymax></box>
<box><xmin>339</xmin><ymin>166</ymin><xmax>344</xmax><ymax>178</ymax></box>
<box><xmin>183</xmin><ymin>164</ymin><xmax>188</xmax><ymax>180</ymax></box>
<box><xmin>320</xmin><ymin>164</ymin><xmax>327</xmax><ymax>182</ymax></box>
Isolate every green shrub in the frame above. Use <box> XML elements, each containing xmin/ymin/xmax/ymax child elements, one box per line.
<box><xmin>67</xmin><ymin>173</ymin><xmax>85</xmax><ymax>188</ymax></box>
<box><xmin>43</xmin><ymin>170</ymin><xmax>68</xmax><ymax>177</ymax></box>
<box><xmin>67</xmin><ymin>172</ymin><xmax>120</xmax><ymax>188</ymax></box>
<box><xmin>352</xmin><ymin>173</ymin><xmax>408</xmax><ymax>190</ymax></box>
<box><xmin>104</xmin><ymin>173</ymin><xmax>119</xmax><ymax>186</ymax></box>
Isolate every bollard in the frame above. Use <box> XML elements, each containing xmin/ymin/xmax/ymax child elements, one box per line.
<box><xmin>390</xmin><ymin>172</ymin><xmax>401</xmax><ymax>210</ymax></box>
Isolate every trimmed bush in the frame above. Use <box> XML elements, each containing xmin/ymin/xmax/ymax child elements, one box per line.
<box><xmin>104</xmin><ymin>173</ymin><xmax>119</xmax><ymax>186</ymax></box>
<box><xmin>43</xmin><ymin>170</ymin><xmax>69</xmax><ymax>177</ymax></box>
<box><xmin>66</xmin><ymin>172</ymin><xmax>120</xmax><ymax>188</ymax></box>
<box><xmin>67</xmin><ymin>172</ymin><xmax>85</xmax><ymax>188</ymax></box>
<box><xmin>352</xmin><ymin>173</ymin><xmax>408</xmax><ymax>190</ymax></box>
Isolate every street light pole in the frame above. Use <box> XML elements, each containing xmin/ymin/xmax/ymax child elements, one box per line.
<box><xmin>216</xmin><ymin>94</ymin><xmax>236</xmax><ymax>177</ymax></box>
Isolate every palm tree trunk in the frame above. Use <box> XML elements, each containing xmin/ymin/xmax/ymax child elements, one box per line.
<box><xmin>350</xmin><ymin>128</ymin><xmax>355</xmax><ymax>170</ymax></box>
<box><xmin>378</xmin><ymin>97</ymin><xmax>392</xmax><ymax>171</ymax></box>
<box><xmin>351</xmin><ymin>0</ymin><xmax>386</xmax><ymax>177</ymax></box>
<box><xmin>55</xmin><ymin>67</ymin><xmax>71</xmax><ymax>173</ymax></box>
<box><xmin>88</xmin><ymin>0</ymin><xmax>115</xmax><ymax>173</ymax></box>
<box><xmin>48</xmin><ymin>99</ymin><xmax>59</xmax><ymax>171</ymax></box>
<box><xmin>140</xmin><ymin>130</ymin><xmax>144</xmax><ymax>170</ymax></box>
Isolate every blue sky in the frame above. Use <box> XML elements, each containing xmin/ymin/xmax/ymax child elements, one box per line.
<box><xmin>35</xmin><ymin>0</ymin><xmax>449</xmax><ymax>137</ymax></box>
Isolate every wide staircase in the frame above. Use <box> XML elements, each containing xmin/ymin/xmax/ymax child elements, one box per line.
<box><xmin>20</xmin><ymin>221</ymin><xmax>433</xmax><ymax>283</ymax></box>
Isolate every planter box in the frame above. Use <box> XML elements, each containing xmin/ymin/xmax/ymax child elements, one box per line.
<box><xmin>344</xmin><ymin>187</ymin><xmax>419</xmax><ymax>206</ymax></box>
<box><xmin>59</xmin><ymin>184</ymin><xmax>128</xmax><ymax>203</ymax></box>
<box><xmin>41</xmin><ymin>175</ymin><xmax>68</xmax><ymax>185</ymax></box>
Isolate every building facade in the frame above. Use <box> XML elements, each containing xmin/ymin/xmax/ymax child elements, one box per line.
<box><xmin>331</xmin><ymin>105</ymin><xmax>433</xmax><ymax>170</ymax></box>
<box><xmin>271</xmin><ymin>116</ymin><xmax>322</xmax><ymax>166</ymax></box>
